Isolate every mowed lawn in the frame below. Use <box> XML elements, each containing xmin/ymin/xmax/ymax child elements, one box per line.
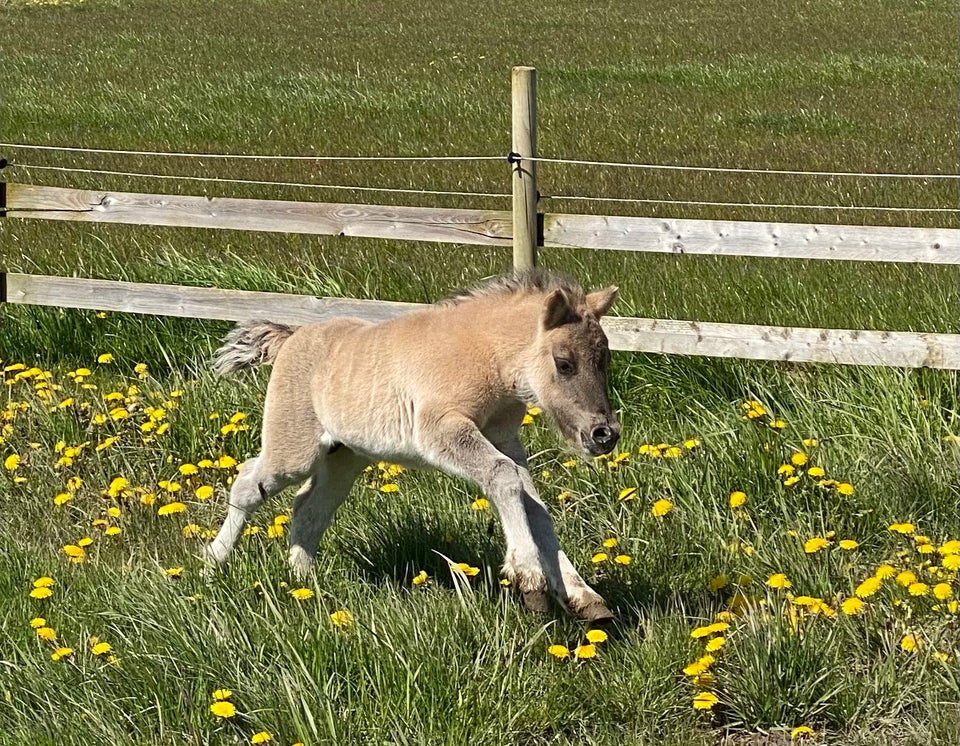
<box><xmin>1</xmin><ymin>1</ymin><xmax>959</xmax><ymax>744</ymax></box>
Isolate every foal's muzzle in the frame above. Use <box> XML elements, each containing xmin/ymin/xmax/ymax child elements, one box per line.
<box><xmin>582</xmin><ymin>422</ymin><xmax>620</xmax><ymax>456</ymax></box>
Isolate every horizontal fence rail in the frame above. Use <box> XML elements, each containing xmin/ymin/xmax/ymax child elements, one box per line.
<box><xmin>8</xmin><ymin>182</ymin><xmax>960</xmax><ymax>264</ymax></box>
<box><xmin>4</xmin><ymin>183</ymin><xmax>513</xmax><ymax>246</ymax></box>
<box><xmin>4</xmin><ymin>273</ymin><xmax>960</xmax><ymax>370</ymax></box>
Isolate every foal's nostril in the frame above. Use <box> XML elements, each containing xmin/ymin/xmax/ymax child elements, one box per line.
<box><xmin>591</xmin><ymin>425</ymin><xmax>615</xmax><ymax>444</ymax></box>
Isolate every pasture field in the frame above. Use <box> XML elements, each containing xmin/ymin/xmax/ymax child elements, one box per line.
<box><xmin>1</xmin><ymin>0</ymin><xmax>959</xmax><ymax>744</ymax></box>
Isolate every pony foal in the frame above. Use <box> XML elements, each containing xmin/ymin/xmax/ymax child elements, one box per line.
<box><xmin>207</xmin><ymin>272</ymin><xmax>620</xmax><ymax>621</ymax></box>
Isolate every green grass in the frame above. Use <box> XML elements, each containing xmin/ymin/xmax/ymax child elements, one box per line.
<box><xmin>2</xmin><ymin>0</ymin><xmax>960</xmax><ymax>744</ymax></box>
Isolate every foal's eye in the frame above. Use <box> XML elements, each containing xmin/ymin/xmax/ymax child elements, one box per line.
<box><xmin>554</xmin><ymin>357</ymin><xmax>577</xmax><ymax>376</ymax></box>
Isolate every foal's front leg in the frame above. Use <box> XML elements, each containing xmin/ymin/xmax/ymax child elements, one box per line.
<box><xmin>497</xmin><ymin>439</ymin><xmax>613</xmax><ymax>623</ymax></box>
<box><xmin>419</xmin><ymin>415</ymin><xmax>549</xmax><ymax>601</ymax></box>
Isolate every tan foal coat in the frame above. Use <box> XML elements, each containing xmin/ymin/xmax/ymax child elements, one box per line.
<box><xmin>207</xmin><ymin>272</ymin><xmax>620</xmax><ymax>621</ymax></box>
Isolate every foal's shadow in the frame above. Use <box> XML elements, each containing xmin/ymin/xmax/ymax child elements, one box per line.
<box><xmin>335</xmin><ymin>510</ymin><xmax>720</xmax><ymax>631</ymax></box>
<box><xmin>336</xmin><ymin>511</ymin><xmax>505</xmax><ymax>592</ymax></box>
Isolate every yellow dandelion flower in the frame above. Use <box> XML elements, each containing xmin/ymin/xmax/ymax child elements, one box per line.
<box><xmin>651</xmin><ymin>498</ymin><xmax>673</xmax><ymax>517</ymax></box>
<box><xmin>592</xmin><ymin>552</ymin><xmax>608</xmax><ymax>564</ymax></box>
<box><xmin>839</xmin><ymin>539</ymin><xmax>859</xmax><ymax>550</ymax></box>
<box><xmin>896</xmin><ymin>571</ymin><xmax>917</xmax><ymax>587</ymax></box>
<box><xmin>470</xmin><ymin>498</ymin><xmax>489</xmax><ymax>511</ymax></box>
<box><xmin>29</xmin><ymin>587</ymin><xmax>53</xmax><ymax>599</ymax></box>
<box><xmin>380</xmin><ymin>483</ymin><xmax>400</xmax><ymax>493</ymax></box>
<box><xmin>778</xmin><ymin>464</ymin><xmax>795</xmax><ymax>476</ymax></box>
<box><xmin>841</xmin><ymin>597</ymin><xmax>864</xmax><ymax>615</ymax></box>
<box><xmin>617</xmin><ymin>486</ymin><xmax>637</xmax><ymax>502</ymax></box>
<box><xmin>705</xmin><ymin>636</ymin><xmax>726</xmax><ymax>652</ymax></box>
<box><xmin>791</xmin><ymin>726</ymin><xmax>815</xmax><ymax>741</ymax></box>
<box><xmin>684</xmin><ymin>438</ymin><xmax>701</xmax><ymax>449</ymax></box>
<box><xmin>212</xmin><ymin>688</ymin><xmax>232</xmax><ymax>700</ymax></box>
<box><xmin>585</xmin><ymin>629</ymin><xmax>608</xmax><ymax>644</ymax></box>
<box><xmin>933</xmin><ymin>583</ymin><xmax>953</xmax><ymax>601</ymax></box>
<box><xmin>36</xmin><ymin>626</ymin><xmax>57</xmax><ymax>641</ymax></box>
<box><xmin>692</xmin><ymin>691</ymin><xmax>719</xmax><ymax>710</ymax></box>
<box><xmin>837</xmin><ymin>482</ymin><xmax>854</xmax><ymax>496</ymax></box>
<box><xmin>548</xmin><ymin>644</ymin><xmax>570</xmax><ymax>659</ymax></box>
<box><xmin>908</xmin><ymin>582</ymin><xmax>930</xmax><ymax>597</ymax></box>
<box><xmin>30</xmin><ymin>617</ymin><xmax>47</xmax><ymax>629</ymax></box>
<box><xmin>855</xmin><ymin>576</ymin><xmax>882</xmax><ymax>598</ymax></box>
<box><xmin>454</xmin><ymin>563</ymin><xmax>480</xmax><ymax>576</ymax></box>
<box><xmin>767</xmin><ymin>573</ymin><xmax>791</xmax><ymax>589</ymax></box>
<box><xmin>806</xmin><ymin>467</ymin><xmax>825</xmax><ymax>478</ymax></box>
<box><xmin>943</xmin><ymin>555</ymin><xmax>960</xmax><ymax>571</ymax></box>
<box><xmin>216</xmin><ymin>455</ymin><xmax>237</xmax><ymax>469</ymax></box>
<box><xmin>412</xmin><ymin>570</ymin><xmax>428</xmax><ymax>586</ymax></box>
<box><xmin>62</xmin><ymin>544</ymin><xmax>85</xmax><ymax>559</ymax></box>
<box><xmin>875</xmin><ymin>564</ymin><xmax>896</xmax><ymax>579</ymax></box>
<box><xmin>97</xmin><ymin>353</ymin><xmax>113</xmax><ymax>364</ymax></box>
<box><xmin>51</xmin><ymin>646</ymin><xmax>74</xmax><ymax>661</ymax></box>
<box><xmin>573</xmin><ymin>644</ymin><xmax>596</xmax><ymax>659</ymax></box>
<box><xmin>91</xmin><ymin>641</ymin><xmax>112</xmax><ymax>655</ymax></box>
<box><xmin>106</xmin><ymin>476</ymin><xmax>128</xmax><ymax>498</ymax></box>
<box><xmin>889</xmin><ymin>522</ymin><xmax>915</xmax><ymax>535</ymax></box>
<box><xmin>614</xmin><ymin>554</ymin><xmax>632</xmax><ymax>565</ymax></box>
<box><xmin>3</xmin><ymin>454</ymin><xmax>20</xmax><ymax>471</ymax></box>
<box><xmin>251</xmin><ymin>733</ymin><xmax>272</xmax><ymax>744</ymax></box>
<box><xmin>804</xmin><ymin>537</ymin><xmax>829</xmax><ymax>554</ymax></box>
<box><xmin>157</xmin><ymin>502</ymin><xmax>186</xmax><ymax>516</ymax></box>
<box><xmin>330</xmin><ymin>610</ymin><xmax>354</xmax><ymax>629</ymax></box>
<box><xmin>165</xmin><ymin>567</ymin><xmax>184</xmax><ymax>578</ymax></box>
<box><xmin>104</xmin><ymin>526</ymin><xmax>121</xmax><ymax>537</ymax></box>
<box><xmin>900</xmin><ymin>633</ymin><xmax>920</xmax><ymax>652</ymax></box>
<box><xmin>602</xmin><ymin>537</ymin><xmax>619</xmax><ymax>548</ymax></box>
<box><xmin>195</xmin><ymin>485</ymin><xmax>214</xmax><ymax>500</ymax></box>
<box><xmin>783</xmin><ymin>476</ymin><xmax>800</xmax><ymax>487</ymax></box>
<box><xmin>209</xmin><ymin>701</ymin><xmax>237</xmax><ymax>718</ymax></box>
<box><xmin>939</xmin><ymin>540</ymin><xmax>960</xmax><ymax>555</ymax></box>
<box><xmin>33</xmin><ymin>576</ymin><xmax>54</xmax><ymax>588</ymax></box>
<box><xmin>728</xmin><ymin>491</ymin><xmax>747</xmax><ymax>508</ymax></box>
<box><xmin>769</xmin><ymin>419</ymin><xmax>786</xmax><ymax>430</ymax></box>
<box><xmin>790</xmin><ymin>452</ymin><xmax>808</xmax><ymax>467</ymax></box>
<box><xmin>290</xmin><ymin>587</ymin><xmax>314</xmax><ymax>601</ymax></box>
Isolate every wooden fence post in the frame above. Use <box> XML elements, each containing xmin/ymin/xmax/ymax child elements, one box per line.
<box><xmin>511</xmin><ymin>66</ymin><xmax>538</xmax><ymax>271</ymax></box>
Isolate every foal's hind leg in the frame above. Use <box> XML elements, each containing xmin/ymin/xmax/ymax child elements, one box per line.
<box><xmin>206</xmin><ymin>454</ymin><xmax>310</xmax><ymax>564</ymax></box>
<box><xmin>288</xmin><ymin>449</ymin><xmax>368</xmax><ymax>578</ymax></box>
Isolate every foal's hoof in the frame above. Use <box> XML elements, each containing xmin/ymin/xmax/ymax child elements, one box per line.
<box><xmin>521</xmin><ymin>589</ymin><xmax>550</xmax><ymax>614</ymax></box>
<box><xmin>578</xmin><ymin>601</ymin><xmax>615</xmax><ymax>626</ymax></box>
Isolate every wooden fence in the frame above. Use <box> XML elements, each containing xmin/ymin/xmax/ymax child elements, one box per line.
<box><xmin>2</xmin><ymin>67</ymin><xmax>960</xmax><ymax>369</ymax></box>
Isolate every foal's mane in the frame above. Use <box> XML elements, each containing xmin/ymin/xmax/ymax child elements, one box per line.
<box><xmin>440</xmin><ymin>269</ymin><xmax>585</xmax><ymax>306</ymax></box>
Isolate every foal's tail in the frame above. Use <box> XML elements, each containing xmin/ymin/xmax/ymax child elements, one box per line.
<box><xmin>212</xmin><ymin>320</ymin><xmax>298</xmax><ymax>375</ymax></box>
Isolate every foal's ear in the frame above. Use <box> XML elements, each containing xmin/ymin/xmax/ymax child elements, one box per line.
<box><xmin>585</xmin><ymin>286</ymin><xmax>619</xmax><ymax>318</ymax></box>
<box><xmin>542</xmin><ymin>288</ymin><xmax>580</xmax><ymax>330</ymax></box>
